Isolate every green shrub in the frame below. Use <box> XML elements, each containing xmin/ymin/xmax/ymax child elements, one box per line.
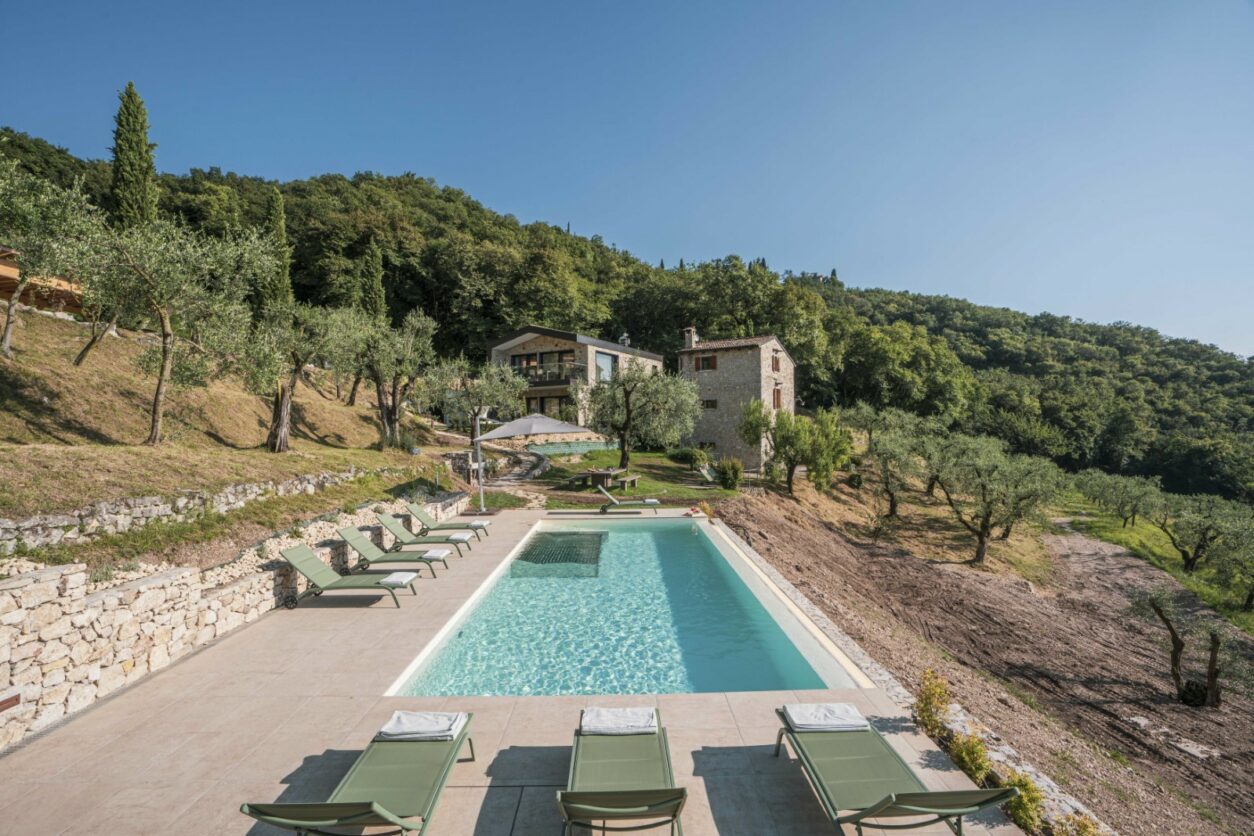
<box><xmin>1002</xmin><ymin>771</ymin><xmax>1045</xmax><ymax>832</ymax></box>
<box><xmin>847</xmin><ymin>472</ymin><xmax>864</xmax><ymax>489</ymax></box>
<box><xmin>913</xmin><ymin>669</ymin><xmax>951</xmax><ymax>738</ymax></box>
<box><xmin>763</xmin><ymin>459</ymin><xmax>782</xmax><ymax>485</ymax></box>
<box><xmin>668</xmin><ymin>447</ymin><xmax>709</xmax><ymax>470</ymax></box>
<box><xmin>1053</xmin><ymin>812</ymin><xmax>1102</xmax><ymax>836</ymax></box>
<box><xmin>948</xmin><ymin>733</ymin><xmax>991</xmax><ymax>785</ymax></box>
<box><xmin>713</xmin><ymin>457</ymin><xmax>743</xmax><ymax>490</ymax></box>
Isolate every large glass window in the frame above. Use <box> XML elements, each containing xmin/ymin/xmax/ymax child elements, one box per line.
<box><xmin>595</xmin><ymin>351</ymin><xmax>618</xmax><ymax>382</ymax></box>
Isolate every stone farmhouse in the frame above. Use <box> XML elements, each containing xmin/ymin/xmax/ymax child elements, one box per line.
<box><xmin>487</xmin><ymin>325</ymin><xmax>663</xmax><ymax>422</ymax></box>
<box><xmin>678</xmin><ymin>326</ymin><xmax>795</xmax><ymax>469</ymax></box>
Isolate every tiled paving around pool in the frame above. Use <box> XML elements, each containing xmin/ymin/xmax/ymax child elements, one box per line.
<box><xmin>0</xmin><ymin>509</ymin><xmax>1018</xmax><ymax>835</ymax></box>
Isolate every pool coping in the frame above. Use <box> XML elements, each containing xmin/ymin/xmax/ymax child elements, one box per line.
<box><xmin>386</xmin><ymin>514</ymin><xmax>884</xmax><ymax>696</ymax></box>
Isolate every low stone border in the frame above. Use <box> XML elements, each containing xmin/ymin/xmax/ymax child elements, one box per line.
<box><xmin>0</xmin><ymin>491</ymin><xmax>466</xmax><ymax>752</ymax></box>
<box><xmin>711</xmin><ymin>518</ymin><xmax>1114</xmax><ymax>834</ymax></box>
<box><xmin>0</xmin><ymin>467</ymin><xmax>375</xmax><ymax>555</ymax></box>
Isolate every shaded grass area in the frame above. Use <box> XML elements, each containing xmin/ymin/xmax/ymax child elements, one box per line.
<box><xmin>1059</xmin><ymin>495</ymin><xmax>1253</xmax><ymax>634</ymax></box>
<box><xmin>19</xmin><ymin>468</ymin><xmax>443</xmax><ymax>573</ymax></box>
<box><xmin>538</xmin><ymin>449</ymin><xmax>737</xmax><ymax>503</ymax></box>
<box><xmin>480</xmin><ymin>490</ymin><xmax>529</xmax><ymax>510</ymax></box>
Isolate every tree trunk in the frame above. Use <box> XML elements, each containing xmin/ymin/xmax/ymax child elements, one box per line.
<box><xmin>885</xmin><ymin>489</ymin><xmax>898</xmax><ymax>517</ymax></box>
<box><xmin>617</xmin><ymin>388</ymin><xmax>633</xmax><ymax>469</ymax></box>
<box><xmin>1243</xmin><ymin>587</ymin><xmax>1253</xmax><ymax>612</ymax></box>
<box><xmin>973</xmin><ymin>531</ymin><xmax>990</xmax><ymax>564</ymax></box>
<box><xmin>1181</xmin><ymin>551</ymin><xmax>1200</xmax><ymax>573</ymax></box>
<box><xmin>1205</xmin><ymin>631</ymin><xmax>1222</xmax><ymax>708</ymax></box>
<box><xmin>374</xmin><ymin>374</ymin><xmax>395</xmax><ymax>447</ymax></box>
<box><xmin>925</xmin><ymin>475</ymin><xmax>938</xmax><ymax>497</ymax></box>
<box><xmin>1149</xmin><ymin>601</ymin><xmax>1186</xmax><ymax>698</ymax></box>
<box><xmin>73</xmin><ymin>312</ymin><xmax>118</xmax><ymax>366</ymax></box>
<box><xmin>786</xmin><ymin>463</ymin><xmax>798</xmax><ymax>495</ymax></box>
<box><xmin>266</xmin><ymin>362</ymin><xmax>299</xmax><ymax>453</ymax></box>
<box><xmin>347</xmin><ymin>372</ymin><xmax>362</xmax><ymax>406</ymax></box>
<box><xmin>145</xmin><ymin>307</ymin><xmax>175</xmax><ymax>446</ymax></box>
<box><xmin>1122</xmin><ymin>516</ymin><xmax>1131</xmax><ymax>528</ymax></box>
<box><xmin>999</xmin><ymin>522</ymin><xmax>1014</xmax><ymax>540</ymax></box>
<box><xmin>1</xmin><ymin>276</ymin><xmax>32</xmax><ymax>359</ymax></box>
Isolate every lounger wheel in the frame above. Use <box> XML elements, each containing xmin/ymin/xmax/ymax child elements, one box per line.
<box><xmin>358</xmin><ymin>560</ymin><xmax>370</xmax><ymax>571</ymax></box>
<box><xmin>338</xmin><ymin>566</ymin><xmax>352</xmax><ymax>576</ymax></box>
<box><xmin>282</xmin><ymin>594</ymin><xmax>298</xmax><ymax>610</ymax></box>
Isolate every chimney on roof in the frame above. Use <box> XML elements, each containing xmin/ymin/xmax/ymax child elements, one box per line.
<box><xmin>618</xmin><ymin>332</ymin><xmax>631</xmax><ymax>347</ymax></box>
<box><xmin>682</xmin><ymin>325</ymin><xmax>698</xmax><ymax>349</ymax></box>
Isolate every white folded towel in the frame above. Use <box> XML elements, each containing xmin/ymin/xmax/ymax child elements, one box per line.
<box><xmin>421</xmin><ymin>548</ymin><xmax>453</xmax><ymax>558</ymax></box>
<box><xmin>783</xmin><ymin>703</ymin><xmax>869</xmax><ymax>732</ymax></box>
<box><xmin>379</xmin><ymin>571</ymin><xmax>419</xmax><ymax>588</ymax></box>
<box><xmin>376</xmin><ymin>710</ymin><xmax>468</xmax><ymax>741</ymax></box>
<box><xmin>446</xmin><ymin>533</ymin><xmax>473</xmax><ymax>543</ymax></box>
<box><xmin>467</xmin><ymin>520</ymin><xmax>491</xmax><ymax>529</ymax></box>
<box><xmin>581</xmin><ymin>707</ymin><xmax>658</xmax><ymax>735</ymax></box>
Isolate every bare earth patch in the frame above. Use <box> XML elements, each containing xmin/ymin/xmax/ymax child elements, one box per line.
<box><xmin>717</xmin><ymin>491</ymin><xmax>1254</xmax><ymax>835</ymax></box>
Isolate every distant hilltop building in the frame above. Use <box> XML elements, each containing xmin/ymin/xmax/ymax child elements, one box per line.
<box><xmin>487</xmin><ymin>325</ymin><xmax>663</xmax><ymax>422</ymax></box>
<box><xmin>678</xmin><ymin>326</ymin><xmax>795</xmax><ymax>470</ymax></box>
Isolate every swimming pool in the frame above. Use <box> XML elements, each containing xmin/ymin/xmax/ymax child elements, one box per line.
<box><xmin>392</xmin><ymin>519</ymin><xmax>861</xmax><ymax>696</ymax></box>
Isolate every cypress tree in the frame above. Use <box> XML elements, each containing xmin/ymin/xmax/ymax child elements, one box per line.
<box><xmin>109</xmin><ymin>82</ymin><xmax>158</xmax><ymax>229</ymax></box>
<box><xmin>360</xmin><ymin>238</ymin><xmax>387</xmax><ymax>321</ymax></box>
<box><xmin>256</xmin><ymin>186</ymin><xmax>293</xmax><ymax>315</ymax></box>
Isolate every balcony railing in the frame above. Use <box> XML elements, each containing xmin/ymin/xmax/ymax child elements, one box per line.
<box><xmin>514</xmin><ymin>361</ymin><xmax>587</xmax><ymax>385</ymax></box>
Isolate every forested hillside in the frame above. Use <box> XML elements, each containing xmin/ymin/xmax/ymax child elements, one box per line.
<box><xmin>3</xmin><ymin>126</ymin><xmax>1250</xmax><ymax>500</ymax></box>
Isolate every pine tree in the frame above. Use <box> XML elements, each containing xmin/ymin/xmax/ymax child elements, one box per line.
<box><xmin>109</xmin><ymin>82</ymin><xmax>158</xmax><ymax>229</ymax></box>
<box><xmin>360</xmin><ymin>238</ymin><xmax>387</xmax><ymax>321</ymax></box>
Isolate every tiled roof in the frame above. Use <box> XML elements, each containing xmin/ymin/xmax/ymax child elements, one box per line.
<box><xmin>678</xmin><ymin>335</ymin><xmax>776</xmax><ymax>352</ymax></box>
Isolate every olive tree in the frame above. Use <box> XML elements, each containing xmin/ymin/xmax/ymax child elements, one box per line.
<box><xmin>0</xmin><ymin>157</ymin><xmax>100</xmax><ymax>360</ymax></box>
<box><xmin>740</xmin><ymin>400</ymin><xmax>851</xmax><ymax>494</ymax></box>
<box><xmin>442</xmin><ymin>360</ymin><xmax>528</xmax><ymax>441</ymax></box>
<box><xmin>96</xmin><ymin>220</ymin><xmax>277</xmax><ymax>444</ymax></box>
<box><xmin>579</xmin><ymin>362</ymin><xmax>700</xmax><ymax>468</ymax></box>
<box><xmin>1148</xmin><ymin>494</ymin><xmax>1242</xmax><ymax>574</ymax></box>
<box><xmin>361</xmin><ymin>309</ymin><xmax>438</xmax><ymax>448</ymax></box>
<box><xmin>1128</xmin><ymin>588</ymin><xmax>1251</xmax><ymax>707</ymax></box>
<box><xmin>1075</xmin><ymin>470</ymin><xmax>1162</xmax><ymax>528</ymax></box>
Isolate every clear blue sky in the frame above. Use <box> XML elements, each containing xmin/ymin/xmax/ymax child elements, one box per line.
<box><xmin>4</xmin><ymin>1</ymin><xmax>1252</xmax><ymax>355</ymax></box>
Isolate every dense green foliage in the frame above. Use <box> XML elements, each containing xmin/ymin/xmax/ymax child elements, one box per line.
<box><xmin>1</xmin><ymin>124</ymin><xmax>1249</xmax><ymax>499</ymax></box>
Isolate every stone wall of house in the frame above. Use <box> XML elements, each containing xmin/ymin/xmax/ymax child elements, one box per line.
<box><xmin>0</xmin><ymin>468</ymin><xmax>373</xmax><ymax>555</ymax></box>
<box><xmin>0</xmin><ymin>492</ymin><xmax>467</xmax><ymax>753</ymax></box>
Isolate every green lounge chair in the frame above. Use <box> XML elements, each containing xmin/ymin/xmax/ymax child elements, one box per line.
<box><xmin>279</xmin><ymin>544</ymin><xmax>417</xmax><ymax>609</ymax></box>
<box><xmin>405</xmin><ymin>501</ymin><xmax>492</xmax><ymax>540</ymax></box>
<box><xmin>557</xmin><ymin>710</ymin><xmax>686</xmax><ymax>835</ymax></box>
<box><xmin>597</xmin><ymin>485</ymin><xmax>661</xmax><ymax>514</ymax></box>
<box><xmin>375</xmin><ymin>511</ymin><xmax>474</xmax><ymax>557</ymax></box>
<box><xmin>340</xmin><ymin>524</ymin><xmax>451</xmax><ymax>577</ymax></box>
<box><xmin>773</xmin><ymin>709</ymin><xmax>1017</xmax><ymax>834</ymax></box>
<box><xmin>241</xmin><ymin>713</ymin><xmax>474</xmax><ymax>835</ymax></box>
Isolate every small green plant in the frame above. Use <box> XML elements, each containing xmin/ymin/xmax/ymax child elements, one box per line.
<box><xmin>668</xmin><ymin>447</ymin><xmax>709</xmax><ymax>470</ymax></box>
<box><xmin>1052</xmin><ymin>812</ymin><xmax>1102</xmax><ymax>836</ymax></box>
<box><xmin>847</xmin><ymin>472</ymin><xmax>864</xmax><ymax>489</ymax></box>
<box><xmin>1002</xmin><ymin>771</ymin><xmax>1044</xmax><ymax>832</ymax></box>
<box><xmin>913</xmin><ymin>669</ymin><xmax>952</xmax><ymax>738</ymax></box>
<box><xmin>89</xmin><ymin>564</ymin><xmax>114</xmax><ymax>584</ymax></box>
<box><xmin>948</xmin><ymin>732</ymin><xmax>991</xmax><ymax>785</ymax></box>
<box><xmin>713</xmin><ymin>457</ymin><xmax>743</xmax><ymax>490</ymax></box>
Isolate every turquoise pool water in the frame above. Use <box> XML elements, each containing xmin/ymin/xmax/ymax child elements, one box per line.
<box><xmin>399</xmin><ymin>519</ymin><xmax>831</xmax><ymax>696</ymax></box>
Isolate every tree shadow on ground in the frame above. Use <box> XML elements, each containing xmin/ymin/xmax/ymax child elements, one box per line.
<box><xmin>0</xmin><ymin>362</ymin><xmax>119</xmax><ymax>444</ymax></box>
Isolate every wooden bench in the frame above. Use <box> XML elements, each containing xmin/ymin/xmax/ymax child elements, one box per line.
<box><xmin>615</xmin><ymin>474</ymin><xmax>640</xmax><ymax>492</ymax></box>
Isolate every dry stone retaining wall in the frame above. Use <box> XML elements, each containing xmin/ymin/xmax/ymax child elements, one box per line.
<box><xmin>0</xmin><ymin>468</ymin><xmax>371</xmax><ymax>555</ymax></box>
<box><xmin>0</xmin><ymin>492</ymin><xmax>466</xmax><ymax>753</ymax></box>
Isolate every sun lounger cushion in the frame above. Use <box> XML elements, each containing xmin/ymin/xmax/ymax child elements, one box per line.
<box><xmin>642</xmin><ymin>498</ymin><xmax>661</xmax><ymax>506</ymax></box>
<box><xmin>783</xmin><ymin>702</ymin><xmax>869</xmax><ymax>732</ymax></box>
<box><xmin>581</xmin><ymin>707</ymin><xmax>658</xmax><ymax>736</ymax></box>
<box><xmin>445</xmin><ymin>532</ymin><xmax>473</xmax><ymax>543</ymax></box>
<box><xmin>465</xmin><ymin>519</ymin><xmax>491</xmax><ymax>529</ymax></box>
<box><xmin>380</xmin><ymin>571</ymin><xmax>420</xmax><ymax>588</ymax></box>
<box><xmin>397</xmin><ymin>546</ymin><xmax>452</xmax><ymax>558</ymax></box>
<box><xmin>376</xmin><ymin>711</ymin><xmax>468</xmax><ymax>741</ymax></box>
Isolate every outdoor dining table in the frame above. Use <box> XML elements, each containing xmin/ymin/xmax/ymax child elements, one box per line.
<box><xmin>586</xmin><ymin>468</ymin><xmax>625</xmax><ymax>488</ymax></box>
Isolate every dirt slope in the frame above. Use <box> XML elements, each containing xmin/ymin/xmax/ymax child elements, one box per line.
<box><xmin>717</xmin><ymin>491</ymin><xmax>1253</xmax><ymax>835</ymax></box>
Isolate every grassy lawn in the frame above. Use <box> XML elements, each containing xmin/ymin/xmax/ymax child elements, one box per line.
<box><xmin>479</xmin><ymin>490</ymin><xmax>530</xmax><ymax>510</ymax></box>
<box><xmin>1059</xmin><ymin>495</ymin><xmax>1253</xmax><ymax>634</ymax></box>
<box><xmin>538</xmin><ymin>449</ymin><xmax>738</xmax><ymax>504</ymax></box>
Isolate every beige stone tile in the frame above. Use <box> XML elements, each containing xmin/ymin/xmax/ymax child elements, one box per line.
<box><xmin>483</xmin><ymin>742</ymin><xmax>570</xmax><ymax>786</ymax></box>
<box><xmin>656</xmin><ymin>692</ymin><xmax>735</xmax><ymax>730</ymax></box>
<box><xmin>679</xmin><ymin>775</ymin><xmax>783</xmax><ymax>835</ymax></box>
<box><xmin>507</xmin><ymin>785</ymin><xmax>567</xmax><ymax>835</ymax></box>
<box><xmin>666</xmin><ymin>726</ymin><xmax>747</xmax><ymax>778</ymax></box>
<box><xmin>723</xmin><ymin>689</ymin><xmax>797</xmax><ymax>728</ymax></box>
<box><xmin>175</xmin><ymin>779</ymin><xmax>291</xmax><ymax>836</ymax></box>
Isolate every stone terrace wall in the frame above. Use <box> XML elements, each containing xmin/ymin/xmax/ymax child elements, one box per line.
<box><xmin>0</xmin><ymin>467</ymin><xmax>372</xmax><ymax>555</ymax></box>
<box><xmin>0</xmin><ymin>492</ymin><xmax>467</xmax><ymax>752</ymax></box>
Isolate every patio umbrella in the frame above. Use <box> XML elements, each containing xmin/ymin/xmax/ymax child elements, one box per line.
<box><xmin>472</xmin><ymin>413</ymin><xmax>593</xmax><ymax>511</ymax></box>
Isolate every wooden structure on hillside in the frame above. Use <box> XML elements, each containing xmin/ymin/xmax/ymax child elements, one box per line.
<box><xmin>0</xmin><ymin>245</ymin><xmax>85</xmax><ymax>316</ymax></box>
